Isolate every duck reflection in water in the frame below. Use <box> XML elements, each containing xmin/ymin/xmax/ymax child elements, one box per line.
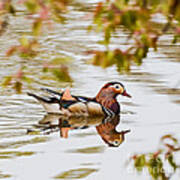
<box><xmin>36</xmin><ymin>115</ymin><xmax>130</xmax><ymax>147</ymax></box>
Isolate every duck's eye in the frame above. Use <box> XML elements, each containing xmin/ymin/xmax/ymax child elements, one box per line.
<box><xmin>114</xmin><ymin>84</ymin><xmax>121</xmax><ymax>89</ymax></box>
<box><xmin>113</xmin><ymin>140</ymin><xmax>120</xmax><ymax>146</ymax></box>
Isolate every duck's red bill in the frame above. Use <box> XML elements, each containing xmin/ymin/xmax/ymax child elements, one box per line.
<box><xmin>122</xmin><ymin>91</ymin><xmax>132</xmax><ymax>98</ymax></box>
<box><xmin>122</xmin><ymin>129</ymin><xmax>131</xmax><ymax>134</ymax></box>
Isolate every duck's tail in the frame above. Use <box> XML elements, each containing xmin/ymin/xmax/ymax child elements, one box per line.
<box><xmin>27</xmin><ymin>92</ymin><xmax>61</xmax><ymax>114</ymax></box>
<box><xmin>40</xmin><ymin>88</ymin><xmax>62</xmax><ymax>98</ymax></box>
<box><xmin>27</xmin><ymin>92</ymin><xmax>52</xmax><ymax>103</ymax></box>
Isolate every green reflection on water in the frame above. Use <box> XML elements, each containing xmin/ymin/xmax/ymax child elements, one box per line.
<box><xmin>0</xmin><ymin>171</ymin><xmax>11</xmax><ymax>179</ymax></box>
<box><xmin>0</xmin><ymin>137</ymin><xmax>49</xmax><ymax>149</ymax></box>
<box><xmin>155</xmin><ymin>88</ymin><xmax>180</xmax><ymax>95</ymax></box>
<box><xmin>54</xmin><ymin>168</ymin><xmax>98</xmax><ymax>179</ymax></box>
<box><xmin>0</xmin><ymin>151</ymin><xmax>35</xmax><ymax>159</ymax></box>
<box><xmin>66</xmin><ymin>146</ymin><xmax>105</xmax><ymax>154</ymax></box>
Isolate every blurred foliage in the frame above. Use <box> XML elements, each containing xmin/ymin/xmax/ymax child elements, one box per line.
<box><xmin>89</xmin><ymin>0</ymin><xmax>180</xmax><ymax>71</ymax></box>
<box><xmin>6</xmin><ymin>36</ymin><xmax>40</xmax><ymax>58</ymax></box>
<box><xmin>2</xmin><ymin>67</ymin><xmax>33</xmax><ymax>93</ymax></box>
<box><xmin>130</xmin><ymin>134</ymin><xmax>180</xmax><ymax>180</ymax></box>
<box><xmin>43</xmin><ymin>57</ymin><xmax>73</xmax><ymax>82</ymax></box>
<box><xmin>0</xmin><ymin>0</ymin><xmax>71</xmax><ymax>92</ymax></box>
<box><xmin>0</xmin><ymin>0</ymin><xmax>180</xmax><ymax>92</ymax></box>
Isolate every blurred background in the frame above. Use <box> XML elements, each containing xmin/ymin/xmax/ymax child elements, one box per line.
<box><xmin>0</xmin><ymin>0</ymin><xmax>180</xmax><ymax>179</ymax></box>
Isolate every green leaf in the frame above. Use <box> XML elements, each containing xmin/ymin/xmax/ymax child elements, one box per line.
<box><xmin>51</xmin><ymin>57</ymin><xmax>72</xmax><ymax>65</ymax></box>
<box><xmin>2</xmin><ymin>76</ymin><xmax>12</xmax><ymax>87</ymax></box>
<box><xmin>172</xmin><ymin>35</ymin><xmax>180</xmax><ymax>44</ymax></box>
<box><xmin>25</xmin><ymin>0</ymin><xmax>39</xmax><ymax>13</ymax></box>
<box><xmin>8</xmin><ymin>4</ymin><xmax>16</xmax><ymax>15</ymax></box>
<box><xmin>134</xmin><ymin>154</ymin><xmax>146</xmax><ymax>172</ymax></box>
<box><xmin>148</xmin><ymin>156</ymin><xmax>164</xmax><ymax>179</ymax></box>
<box><xmin>33</xmin><ymin>19</ymin><xmax>42</xmax><ymax>36</ymax></box>
<box><xmin>43</xmin><ymin>67</ymin><xmax>49</xmax><ymax>73</ymax></box>
<box><xmin>13</xmin><ymin>81</ymin><xmax>22</xmax><ymax>94</ymax></box>
<box><xmin>134</xmin><ymin>47</ymin><xmax>148</xmax><ymax>65</ymax></box>
<box><xmin>52</xmin><ymin>66</ymin><xmax>73</xmax><ymax>82</ymax></box>
<box><xmin>167</xmin><ymin>153</ymin><xmax>177</xmax><ymax>171</ymax></box>
<box><xmin>22</xmin><ymin>76</ymin><xmax>33</xmax><ymax>84</ymax></box>
<box><xmin>19</xmin><ymin>36</ymin><xmax>29</xmax><ymax>48</ymax></box>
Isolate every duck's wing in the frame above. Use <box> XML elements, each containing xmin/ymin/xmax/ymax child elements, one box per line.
<box><xmin>60</xmin><ymin>94</ymin><xmax>114</xmax><ymax>117</ymax></box>
<box><xmin>41</xmin><ymin>88</ymin><xmax>91</xmax><ymax>102</ymax></box>
<box><xmin>61</xmin><ymin>93</ymin><xmax>114</xmax><ymax>116</ymax></box>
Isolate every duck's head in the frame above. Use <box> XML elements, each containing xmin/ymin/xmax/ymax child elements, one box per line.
<box><xmin>96</xmin><ymin>82</ymin><xmax>131</xmax><ymax>99</ymax></box>
<box><xmin>108</xmin><ymin>129</ymin><xmax>131</xmax><ymax>147</ymax></box>
<box><xmin>98</xmin><ymin>129</ymin><xmax>131</xmax><ymax>147</ymax></box>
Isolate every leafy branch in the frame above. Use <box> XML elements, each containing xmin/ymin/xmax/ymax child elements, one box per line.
<box><xmin>89</xmin><ymin>0</ymin><xmax>180</xmax><ymax>71</ymax></box>
<box><xmin>129</xmin><ymin>134</ymin><xmax>180</xmax><ymax>180</ymax></box>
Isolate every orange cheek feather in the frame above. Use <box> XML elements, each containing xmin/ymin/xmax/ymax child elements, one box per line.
<box><xmin>118</xmin><ymin>87</ymin><xmax>124</xmax><ymax>94</ymax></box>
<box><xmin>108</xmin><ymin>87</ymin><xmax>124</xmax><ymax>94</ymax></box>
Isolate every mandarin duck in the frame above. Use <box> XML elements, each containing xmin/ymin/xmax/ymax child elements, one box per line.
<box><xmin>28</xmin><ymin>82</ymin><xmax>131</xmax><ymax>117</ymax></box>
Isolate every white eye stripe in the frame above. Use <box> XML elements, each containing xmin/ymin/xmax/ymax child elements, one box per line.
<box><xmin>110</xmin><ymin>84</ymin><xmax>122</xmax><ymax>90</ymax></box>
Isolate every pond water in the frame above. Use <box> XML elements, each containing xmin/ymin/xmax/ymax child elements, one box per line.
<box><xmin>0</xmin><ymin>0</ymin><xmax>180</xmax><ymax>180</ymax></box>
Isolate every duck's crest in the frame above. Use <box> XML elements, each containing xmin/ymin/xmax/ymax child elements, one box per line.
<box><xmin>61</xmin><ymin>88</ymin><xmax>76</xmax><ymax>101</ymax></box>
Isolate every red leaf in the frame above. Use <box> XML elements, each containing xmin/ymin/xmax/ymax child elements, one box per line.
<box><xmin>6</xmin><ymin>46</ymin><xmax>17</xmax><ymax>56</ymax></box>
<box><xmin>39</xmin><ymin>6</ymin><xmax>50</xmax><ymax>20</ymax></box>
